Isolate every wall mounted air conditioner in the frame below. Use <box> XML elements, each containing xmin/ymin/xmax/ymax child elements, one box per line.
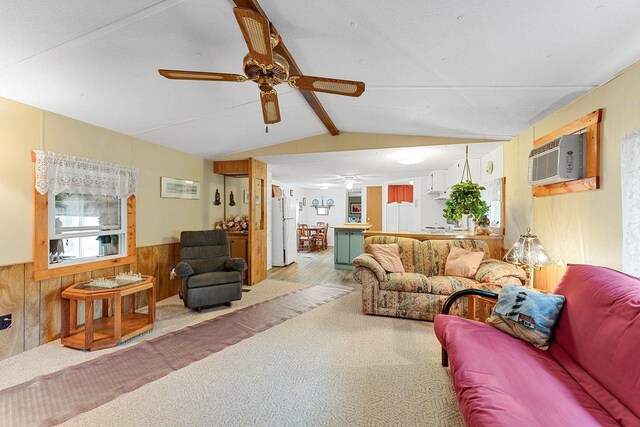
<box><xmin>528</xmin><ymin>134</ymin><xmax>583</xmax><ymax>186</ymax></box>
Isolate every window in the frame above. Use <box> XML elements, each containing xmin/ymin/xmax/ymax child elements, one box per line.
<box><xmin>49</xmin><ymin>193</ymin><xmax>127</xmax><ymax>267</ymax></box>
<box><xmin>32</xmin><ymin>150</ymin><xmax>137</xmax><ymax>280</ymax></box>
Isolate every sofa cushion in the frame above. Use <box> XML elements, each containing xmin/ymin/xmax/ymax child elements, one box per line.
<box><xmin>187</xmin><ymin>271</ymin><xmax>242</xmax><ymax>289</ymax></box>
<box><xmin>551</xmin><ymin>264</ymin><xmax>640</xmax><ymax>420</ymax></box>
<box><xmin>379</xmin><ymin>274</ymin><xmax>479</xmax><ymax>295</ymax></box>
<box><xmin>365</xmin><ymin>236</ymin><xmax>422</xmax><ymax>273</ymax></box>
<box><xmin>444</xmin><ymin>247</ymin><xmax>484</xmax><ymax>278</ymax></box>
<box><xmin>435</xmin><ymin>315</ymin><xmax>621</xmax><ymax>427</ymax></box>
<box><xmin>379</xmin><ymin>273</ymin><xmax>430</xmax><ymax>292</ymax></box>
<box><xmin>428</xmin><ymin>276</ymin><xmax>479</xmax><ymax>295</ymax></box>
<box><xmin>364</xmin><ymin>236</ymin><xmax>489</xmax><ymax>276</ymax></box>
<box><xmin>369</xmin><ymin>244</ymin><xmax>405</xmax><ymax>273</ymax></box>
<box><xmin>421</xmin><ymin>240</ymin><xmax>489</xmax><ymax>276</ymax></box>
<box><xmin>486</xmin><ymin>284</ymin><xmax>566</xmax><ymax>350</ymax></box>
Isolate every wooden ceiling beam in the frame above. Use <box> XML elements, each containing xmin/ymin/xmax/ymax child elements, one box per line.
<box><xmin>232</xmin><ymin>0</ymin><xmax>340</xmax><ymax>136</ymax></box>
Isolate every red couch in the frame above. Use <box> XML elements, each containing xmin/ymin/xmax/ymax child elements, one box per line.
<box><xmin>435</xmin><ymin>264</ymin><xmax>640</xmax><ymax>426</ymax></box>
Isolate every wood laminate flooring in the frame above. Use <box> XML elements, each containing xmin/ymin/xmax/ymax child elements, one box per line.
<box><xmin>268</xmin><ymin>248</ymin><xmax>356</xmax><ymax>287</ymax></box>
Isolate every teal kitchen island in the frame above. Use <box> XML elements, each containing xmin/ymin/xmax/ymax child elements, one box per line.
<box><xmin>333</xmin><ymin>224</ymin><xmax>371</xmax><ymax>270</ymax></box>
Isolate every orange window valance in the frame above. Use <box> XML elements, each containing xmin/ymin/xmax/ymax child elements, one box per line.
<box><xmin>388</xmin><ymin>185</ymin><xmax>414</xmax><ymax>204</ymax></box>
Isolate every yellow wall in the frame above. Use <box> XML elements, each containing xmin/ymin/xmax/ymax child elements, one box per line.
<box><xmin>504</xmin><ymin>62</ymin><xmax>640</xmax><ymax>271</ymax></box>
<box><xmin>0</xmin><ymin>96</ymin><xmax>214</xmax><ymax>266</ymax></box>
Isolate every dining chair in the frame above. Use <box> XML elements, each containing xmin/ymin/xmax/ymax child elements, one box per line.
<box><xmin>298</xmin><ymin>224</ymin><xmax>314</xmax><ymax>251</ymax></box>
<box><xmin>314</xmin><ymin>223</ymin><xmax>329</xmax><ymax>251</ymax></box>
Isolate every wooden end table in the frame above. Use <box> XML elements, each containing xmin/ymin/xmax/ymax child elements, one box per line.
<box><xmin>61</xmin><ymin>275</ymin><xmax>156</xmax><ymax>351</ymax></box>
<box><xmin>467</xmin><ymin>294</ymin><xmax>497</xmax><ymax>323</ymax></box>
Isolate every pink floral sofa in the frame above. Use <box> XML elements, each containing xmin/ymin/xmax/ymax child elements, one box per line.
<box><xmin>352</xmin><ymin>236</ymin><xmax>526</xmax><ymax>321</ymax></box>
<box><xmin>435</xmin><ymin>264</ymin><xmax>640</xmax><ymax>426</ymax></box>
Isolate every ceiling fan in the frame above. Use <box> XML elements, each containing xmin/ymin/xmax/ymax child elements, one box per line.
<box><xmin>323</xmin><ymin>175</ymin><xmax>366</xmax><ymax>190</ymax></box>
<box><xmin>158</xmin><ymin>7</ymin><xmax>365</xmax><ymax>126</ymax></box>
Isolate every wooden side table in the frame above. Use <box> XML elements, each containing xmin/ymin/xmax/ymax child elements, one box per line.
<box><xmin>61</xmin><ymin>275</ymin><xmax>156</xmax><ymax>351</ymax></box>
<box><xmin>467</xmin><ymin>295</ymin><xmax>498</xmax><ymax>323</ymax></box>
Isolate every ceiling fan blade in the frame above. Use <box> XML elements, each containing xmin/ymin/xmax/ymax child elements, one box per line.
<box><xmin>233</xmin><ymin>7</ymin><xmax>273</xmax><ymax>66</ymax></box>
<box><xmin>288</xmin><ymin>75</ymin><xmax>365</xmax><ymax>97</ymax></box>
<box><xmin>260</xmin><ymin>90</ymin><xmax>281</xmax><ymax>124</ymax></box>
<box><xmin>158</xmin><ymin>69</ymin><xmax>247</xmax><ymax>82</ymax></box>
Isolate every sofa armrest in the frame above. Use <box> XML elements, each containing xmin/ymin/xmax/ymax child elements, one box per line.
<box><xmin>352</xmin><ymin>254</ymin><xmax>387</xmax><ymax>282</ymax></box>
<box><xmin>175</xmin><ymin>261</ymin><xmax>195</xmax><ymax>278</ymax></box>
<box><xmin>440</xmin><ymin>288</ymin><xmax>498</xmax><ymax>367</ymax></box>
<box><xmin>475</xmin><ymin>259</ymin><xmax>526</xmax><ymax>285</ymax></box>
<box><xmin>226</xmin><ymin>257</ymin><xmax>247</xmax><ymax>273</ymax></box>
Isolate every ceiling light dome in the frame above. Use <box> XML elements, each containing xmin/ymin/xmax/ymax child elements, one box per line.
<box><xmin>398</xmin><ymin>158</ymin><xmax>424</xmax><ymax>165</ymax></box>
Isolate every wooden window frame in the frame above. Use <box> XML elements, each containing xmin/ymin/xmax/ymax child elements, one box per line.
<box><xmin>32</xmin><ymin>159</ymin><xmax>137</xmax><ymax>281</ymax></box>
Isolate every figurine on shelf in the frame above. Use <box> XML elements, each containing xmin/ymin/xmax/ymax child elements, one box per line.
<box><xmin>214</xmin><ymin>189</ymin><xmax>221</xmax><ymax>205</ymax></box>
<box><xmin>229</xmin><ymin>191</ymin><xmax>236</xmax><ymax>206</ymax></box>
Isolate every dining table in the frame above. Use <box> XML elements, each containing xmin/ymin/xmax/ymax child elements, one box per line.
<box><xmin>298</xmin><ymin>225</ymin><xmax>326</xmax><ymax>251</ymax></box>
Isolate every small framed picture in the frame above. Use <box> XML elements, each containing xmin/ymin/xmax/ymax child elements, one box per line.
<box><xmin>350</xmin><ymin>203</ymin><xmax>362</xmax><ymax>214</ymax></box>
<box><xmin>243</xmin><ymin>190</ymin><xmax>249</xmax><ymax>204</ymax></box>
<box><xmin>290</xmin><ymin>189</ymin><xmax>294</xmax><ymax>196</ymax></box>
<box><xmin>161</xmin><ymin>177</ymin><xmax>201</xmax><ymax>200</ymax></box>
<box><xmin>303</xmin><ymin>197</ymin><xmax>306</xmax><ymax>206</ymax></box>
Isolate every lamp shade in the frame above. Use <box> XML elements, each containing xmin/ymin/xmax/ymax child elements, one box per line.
<box><xmin>504</xmin><ymin>228</ymin><xmax>553</xmax><ymax>269</ymax></box>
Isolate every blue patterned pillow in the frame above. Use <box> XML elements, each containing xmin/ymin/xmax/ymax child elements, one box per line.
<box><xmin>486</xmin><ymin>284</ymin><xmax>566</xmax><ymax>350</ymax></box>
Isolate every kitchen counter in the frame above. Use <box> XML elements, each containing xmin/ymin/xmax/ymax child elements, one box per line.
<box><xmin>332</xmin><ymin>223</ymin><xmax>372</xmax><ymax>230</ymax></box>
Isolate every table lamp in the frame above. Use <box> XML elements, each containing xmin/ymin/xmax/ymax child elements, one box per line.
<box><xmin>504</xmin><ymin>227</ymin><xmax>553</xmax><ymax>288</ymax></box>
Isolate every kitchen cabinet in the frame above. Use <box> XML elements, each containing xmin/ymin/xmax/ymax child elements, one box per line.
<box><xmin>334</xmin><ymin>225</ymin><xmax>370</xmax><ymax>269</ymax></box>
<box><xmin>386</xmin><ymin>203</ymin><xmax>416</xmax><ymax>232</ymax></box>
<box><xmin>427</xmin><ymin>170</ymin><xmax>447</xmax><ymax>193</ymax></box>
<box><xmin>446</xmin><ymin>159</ymin><xmax>481</xmax><ymax>189</ymax></box>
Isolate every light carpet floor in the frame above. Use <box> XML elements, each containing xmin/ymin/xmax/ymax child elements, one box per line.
<box><xmin>1</xmin><ymin>279</ymin><xmax>464</xmax><ymax>426</ymax></box>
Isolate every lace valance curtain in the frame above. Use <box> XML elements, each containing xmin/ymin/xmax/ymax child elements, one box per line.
<box><xmin>621</xmin><ymin>131</ymin><xmax>640</xmax><ymax>277</ymax></box>
<box><xmin>483</xmin><ymin>177</ymin><xmax>503</xmax><ymax>201</ymax></box>
<box><xmin>34</xmin><ymin>150</ymin><xmax>138</xmax><ymax>197</ymax></box>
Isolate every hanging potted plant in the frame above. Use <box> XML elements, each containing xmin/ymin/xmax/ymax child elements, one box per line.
<box><xmin>442</xmin><ymin>181</ymin><xmax>490</xmax><ymax>235</ymax></box>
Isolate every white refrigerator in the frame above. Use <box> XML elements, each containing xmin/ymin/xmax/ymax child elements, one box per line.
<box><xmin>272</xmin><ymin>196</ymin><xmax>298</xmax><ymax>266</ymax></box>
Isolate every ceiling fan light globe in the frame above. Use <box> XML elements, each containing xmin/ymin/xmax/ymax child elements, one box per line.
<box><xmin>398</xmin><ymin>158</ymin><xmax>424</xmax><ymax>165</ymax></box>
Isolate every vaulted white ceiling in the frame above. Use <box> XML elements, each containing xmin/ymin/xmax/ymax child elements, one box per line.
<box><xmin>1</xmin><ymin>1</ymin><xmax>639</xmax><ymax>158</ymax></box>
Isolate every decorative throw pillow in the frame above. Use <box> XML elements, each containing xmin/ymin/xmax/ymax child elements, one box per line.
<box><xmin>444</xmin><ymin>247</ymin><xmax>484</xmax><ymax>278</ymax></box>
<box><xmin>486</xmin><ymin>284</ymin><xmax>566</xmax><ymax>350</ymax></box>
<box><xmin>368</xmin><ymin>244</ymin><xmax>405</xmax><ymax>273</ymax></box>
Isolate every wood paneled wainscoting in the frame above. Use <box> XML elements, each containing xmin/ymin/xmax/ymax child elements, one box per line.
<box><xmin>0</xmin><ymin>242</ymin><xmax>180</xmax><ymax>360</ymax></box>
